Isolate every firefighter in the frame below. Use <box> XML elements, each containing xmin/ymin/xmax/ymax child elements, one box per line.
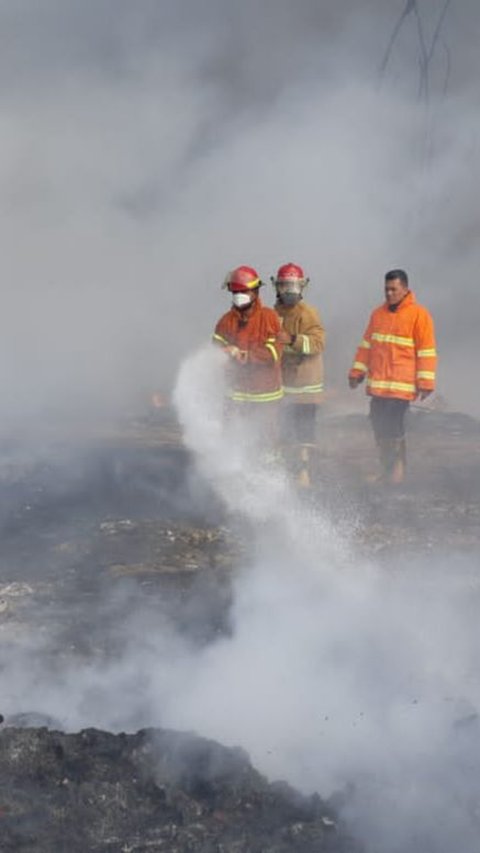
<box><xmin>272</xmin><ymin>263</ymin><xmax>325</xmax><ymax>488</ymax></box>
<box><xmin>348</xmin><ymin>269</ymin><xmax>437</xmax><ymax>484</ymax></box>
<box><xmin>212</xmin><ymin>265</ymin><xmax>284</xmax><ymax>454</ymax></box>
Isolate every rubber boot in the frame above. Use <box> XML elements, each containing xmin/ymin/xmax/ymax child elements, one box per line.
<box><xmin>297</xmin><ymin>444</ymin><xmax>312</xmax><ymax>489</ymax></box>
<box><xmin>390</xmin><ymin>438</ymin><xmax>406</xmax><ymax>485</ymax></box>
<box><xmin>380</xmin><ymin>440</ymin><xmax>394</xmax><ymax>481</ymax></box>
<box><xmin>366</xmin><ymin>439</ymin><xmax>390</xmax><ymax>483</ymax></box>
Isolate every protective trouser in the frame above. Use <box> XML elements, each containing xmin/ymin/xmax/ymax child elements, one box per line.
<box><xmin>224</xmin><ymin>401</ymin><xmax>282</xmax><ymax>469</ymax></box>
<box><xmin>281</xmin><ymin>404</ymin><xmax>318</xmax><ymax>487</ymax></box>
<box><xmin>369</xmin><ymin>397</ymin><xmax>409</xmax><ymax>482</ymax></box>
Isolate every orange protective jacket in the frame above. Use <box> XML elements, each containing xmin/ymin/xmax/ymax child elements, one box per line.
<box><xmin>349</xmin><ymin>291</ymin><xmax>437</xmax><ymax>401</ymax></box>
<box><xmin>213</xmin><ymin>297</ymin><xmax>284</xmax><ymax>402</ymax></box>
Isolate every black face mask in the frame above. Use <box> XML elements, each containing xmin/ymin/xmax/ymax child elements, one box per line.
<box><xmin>278</xmin><ymin>292</ymin><xmax>302</xmax><ymax>307</ymax></box>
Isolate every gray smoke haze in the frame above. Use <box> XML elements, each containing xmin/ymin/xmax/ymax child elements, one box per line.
<box><xmin>2</xmin><ymin>347</ymin><xmax>480</xmax><ymax>853</ymax></box>
<box><xmin>1</xmin><ymin>0</ymin><xmax>479</xmax><ymax>420</ymax></box>
<box><xmin>2</xmin><ymin>5</ymin><xmax>480</xmax><ymax>850</ymax></box>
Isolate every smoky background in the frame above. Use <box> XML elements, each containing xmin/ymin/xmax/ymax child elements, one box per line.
<box><xmin>1</xmin><ymin>6</ymin><xmax>480</xmax><ymax>851</ymax></box>
<box><xmin>0</xmin><ymin>0</ymin><xmax>478</xmax><ymax>422</ymax></box>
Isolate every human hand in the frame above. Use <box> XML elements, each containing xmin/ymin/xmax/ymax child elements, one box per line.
<box><xmin>349</xmin><ymin>376</ymin><xmax>363</xmax><ymax>389</ymax></box>
<box><xmin>224</xmin><ymin>345</ymin><xmax>248</xmax><ymax>364</ymax></box>
<box><xmin>150</xmin><ymin>391</ymin><xmax>166</xmax><ymax>409</ymax></box>
<box><xmin>224</xmin><ymin>345</ymin><xmax>240</xmax><ymax>358</ymax></box>
<box><xmin>417</xmin><ymin>389</ymin><xmax>433</xmax><ymax>401</ymax></box>
<box><xmin>277</xmin><ymin>328</ymin><xmax>293</xmax><ymax>345</ymax></box>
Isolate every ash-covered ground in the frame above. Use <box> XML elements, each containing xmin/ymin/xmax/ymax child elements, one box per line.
<box><xmin>1</xmin><ymin>403</ymin><xmax>480</xmax><ymax>852</ymax></box>
<box><xmin>0</xmin><ymin>725</ymin><xmax>358</xmax><ymax>853</ymax></box>
<box><xmin>2</xmin><ymin>406</ymin><xmax>479</xmax><ymax>643</ymax></box>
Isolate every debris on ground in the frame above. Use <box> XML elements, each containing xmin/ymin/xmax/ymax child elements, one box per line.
<box><xmin>0</xmin><ymin>725</ymin><xmax>360</xmax><ymax>853</ymax></box>
<box><xmin>0</xmin><ymin>407</ymin><xmax>479</xmax><ymax>851</ymax></box>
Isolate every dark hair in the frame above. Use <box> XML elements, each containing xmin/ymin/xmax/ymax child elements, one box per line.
<box><xmin>385</xmin><ymin>269</ymin><xmax>408</xmax><ymax>286</ymax></box>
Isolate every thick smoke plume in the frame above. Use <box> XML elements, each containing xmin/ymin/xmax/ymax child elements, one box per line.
<box><xmin>1</xmin><ymin>4</ymin><xmax>480</xmax><ymax>851</ymax></box>
<box><xmin>169</xmin><ymin>346</ymin><xmax>480</xmax><ymax>853</ymax></box>
<box><xmin>2</xmin><ymin>348</ymin><xmax>480</xmax><ymax>852</ymax></box>
<box><xmin>0</xmin><ymin>0</ymin><xmax>478</xmax><ymax>417</ymax></box>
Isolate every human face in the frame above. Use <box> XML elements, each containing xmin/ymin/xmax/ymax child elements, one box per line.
<box><xmin>385</xmin><ymin>278</ymin><xmax>408</xmax><ymax>306</ymax></box>
<box><xmin>276</xmin><ymin>279</ymin><xmax>303</xmax><ymax>296</ymax></box>
<box><xmin>276</xmin><ymin>279</ymin><xmax>303</xmax><ymax>307</ymax></box>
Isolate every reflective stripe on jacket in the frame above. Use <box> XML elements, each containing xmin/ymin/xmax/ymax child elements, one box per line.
<box><xmin>348</xmin><ymin>291</ymin><xmax>437</xmax><ymax>401</ymax></box>
<box><xmin>213</xmin><ymin>297</ymin><xmax>283</xmax><ymax>403</ymax></box>
<box><xmin>275</xmin><ymin>301</ymin><xmax>325</xmax><ymax>404</ymax></box>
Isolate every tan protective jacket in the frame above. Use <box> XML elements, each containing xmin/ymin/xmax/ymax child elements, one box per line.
<box><xmin>275</xmin><ymin>300</ymin><xmax>325</xmax><ymax>404</ymax></box>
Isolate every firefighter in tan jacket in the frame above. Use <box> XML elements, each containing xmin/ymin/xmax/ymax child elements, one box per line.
<box><xmin>273</xmin><ymin>263</ymin><xmax>325</xmax><ymax>487</ymax></box>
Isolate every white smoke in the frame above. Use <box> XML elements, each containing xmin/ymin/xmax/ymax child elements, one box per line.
<box><xmin>1</xmin><ymin>1</ymin><xmax>480</xmax><ymax>847</ymax></box>
<box><xmin>168</xmin><ymin>348</ymin><xmax>480</xmax><ymax>852</ymax></box>
<box><xmin>1</xmin><ymin>345</ymin><xmax>480</xmax><ymax>851</ymax></box>
<box><xmin>0</xmin><ymin>0</ymin><xmax>479</xmax><ymax>420</ymax></box>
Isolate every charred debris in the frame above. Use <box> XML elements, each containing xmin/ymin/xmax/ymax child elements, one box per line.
<box><xmin>0</xmin><ymin>407</ymin><xmax>479</xmax><ymax>850</ymax></box>
<box><xmin>0</xmin><ymin>725</ymin><xmax>358</xmax><ymax>852</ymax></box>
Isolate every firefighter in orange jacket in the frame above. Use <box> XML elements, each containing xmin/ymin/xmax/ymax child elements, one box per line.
<box><xmin>273</xmin><ymin>263</ymin><xmax>325</xmax><ymax>487</ymax></box>
<box><xmin>213</xmin><ymin>266</ymin><xmax>284</xmax><ymax>448</ymax></box>
<box><xmin>348</xmin><ymin>269</ymin><xmax>437</xmax><ymax>484</ymax></box>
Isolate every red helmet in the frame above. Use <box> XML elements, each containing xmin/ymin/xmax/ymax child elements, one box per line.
<box><xmin>275</xmin><ymin>262</ymin><xmax>306</xmax><ymax>283</ymax></box>
<box><xmin>223</xmin><ymin>265</ymin><xmax>262</xmax><ymax>292</ymax></box>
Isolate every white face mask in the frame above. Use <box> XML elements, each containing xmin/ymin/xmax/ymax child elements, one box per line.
<box><xmin>232</xmin><ymin>292</ymin><xmax>252</xmax><ymax>309</ymax></box>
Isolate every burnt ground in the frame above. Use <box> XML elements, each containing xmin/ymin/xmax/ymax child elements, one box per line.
<box><xmin>316</xmin><ymin>406</ymin><xmax>480</xmax><ymax>558</ymax></box>
<box><xmin>0</xmin><ymin>405</ymin><xmax>479</xmax><ymax>850</ymax></box>
<box><xmin>0</xmin><ymin>727</ymin><xmax>358</xmax><ymax>853</ymax></box>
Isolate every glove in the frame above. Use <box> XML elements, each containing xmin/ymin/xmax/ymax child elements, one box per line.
<box><xmin>349</xmin><ymin>375</ymin><xmax>364</xmax><ymax>389</ymax></box>
<box><xmin>223</xmin><ymin>345</ymin><xmax>239</xmax><ymax>357</ymax></box>
<box><xmin>224</xmin><ymin>345</ymin><xmax>248</xmax><ymax>364</ymax></box>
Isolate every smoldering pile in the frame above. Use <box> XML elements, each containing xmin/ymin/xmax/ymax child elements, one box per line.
<box><xmin>1</xmin><ymin>410</ymin><xmax>480</xmax><ymax>853</ymax></box>
<box><xmin>0</xmin><ymin>724</ymin><xmax>358</xmax><ymax>853</ymax></box>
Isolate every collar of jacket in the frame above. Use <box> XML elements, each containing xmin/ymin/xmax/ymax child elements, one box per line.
<box><xmin>384</xmin><ymin>290</ymin><xmax>415</xmax><ymax>312</ymax></box>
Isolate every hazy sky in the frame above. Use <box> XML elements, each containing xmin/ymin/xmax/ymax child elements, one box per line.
<box><xmin>1</xmin><ymin>10</ymin><xmax>480</xmax><ymax>849</ymax></box>
<box><xmin>1</xmin><ymin>0</ymin><xmax>479</xmax><ymax>419</ymax></box>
